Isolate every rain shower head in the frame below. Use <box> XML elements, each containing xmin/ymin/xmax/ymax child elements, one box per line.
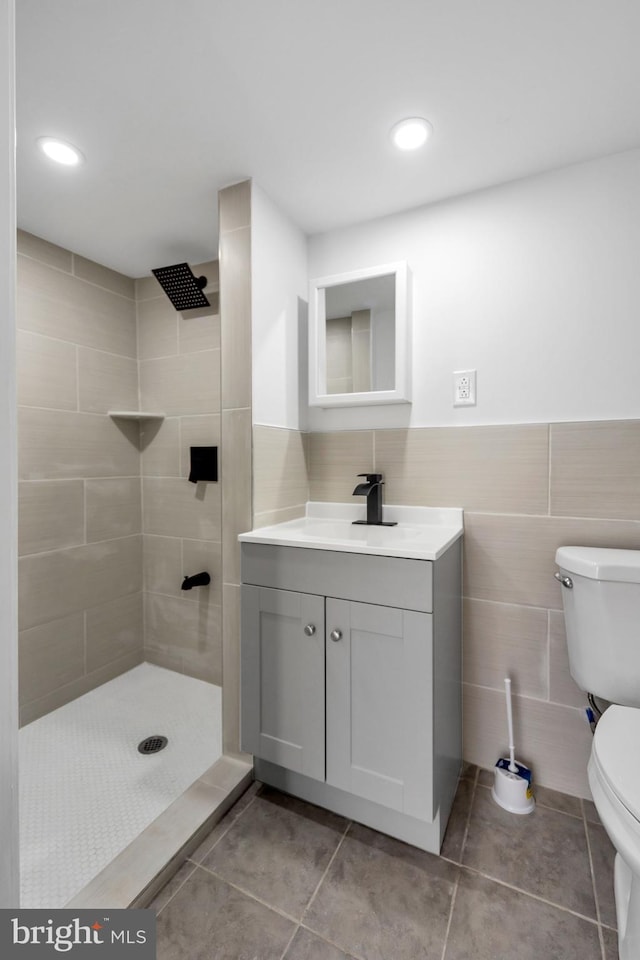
<box><xmin>151</xmin><ymin>262</ymin><xmax>210</xmax><ymax>311</ymax></box>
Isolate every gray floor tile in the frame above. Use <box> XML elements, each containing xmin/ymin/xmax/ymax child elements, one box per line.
<box><xmin>477</xmin><ymin>766</ymin><xmax>494</xmax><ymax>787</ymax></box>
<box><xmin>587</xmin><ymin>821</ymin><xmax>617</xmax><ymax>929</ymax></box>
<box><xmin>462</xmin><ymin>785</ymin><xmax>597</xmax><ymax>918</ymax></box>
<box><xmin>156</xmin><ymin>864</ymin><xmax>295</xmax><ymax>960</ymax></box>
<box><xmin>149</xmin><ymin>859</ymin><xmax>196</xmax><ymax>915</ymax></box>
<box><xmin>201</xmin><ymin>787</ymin><xmax>348</xmax><ymax>919</ymax></box>
<box><xmin>534</xmin><ymin>784</ymin><xmax>583</xmax><ymax>818</ymax></box>
<box><xmin>285</xmin><ymin>927</ymin><xmax>356</xmax><ymax>960</ymax></box>
<box><xmin>188</xmin><ymin>780</ymin><xmax>260</xmax><ymax>864</ymax></box>
<box><xmin>304</xmin><ymin>822</ymin><xmax>459</xmax><ymax>960</ymax></box>
<box><xmin>601</xmin><ymin>925</ymin><xmax>619</xmax><ymax>959</ymax></box>
<box><xmin>441</xmin><ymin>776</ymin><xmax>474</xmax><ymax>863</ymax></box>
<box><xmin>443</xmin><ymin>870</ymin><xmax>602</xmax><ymax>960</ymax></box>
<box><xmin>460</xmin><ymin>762</ymin><xmax>478</xmax><ymax>782</ymax></box>
<box><xmin>583</xmin><ymin>799</ymin><xmax>602</xmax><ymax>824</ymax></box>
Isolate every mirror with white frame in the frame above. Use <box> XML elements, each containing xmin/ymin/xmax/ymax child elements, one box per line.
<box><xmin>308</xmin><ymin>262</ymin><xmax>411</xmax><ymax>407</ymax></box>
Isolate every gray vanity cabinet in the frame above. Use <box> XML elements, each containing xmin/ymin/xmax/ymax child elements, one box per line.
<box><xmin>241</xmin><ymin>586</ymin><xmax>325</xmax><ymax>781</ymax></box>
<box><xmin>325</xmin><ymin>598</ymin><xmax>433</xmax><ymax>817</ymax></box>
<box><xmin>240</xmin><ymin>539</ymin><xmax>462</xmax><ymax>854</ymax></box>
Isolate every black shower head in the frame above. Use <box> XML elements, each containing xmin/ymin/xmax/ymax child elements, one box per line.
<box><xmin>151</xmin><ymin>262</ymin><xmax>211</xmax><ymax>311</ymax></box>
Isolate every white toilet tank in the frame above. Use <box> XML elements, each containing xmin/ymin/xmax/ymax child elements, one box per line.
<box><xmin>555</xmin><ymin>546</ymin><xmax>640</xmax><ymax>707</ymax></box>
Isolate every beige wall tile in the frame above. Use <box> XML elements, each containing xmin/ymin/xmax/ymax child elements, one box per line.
<box><xmin>17</xmin><ymin>330</ymin><xmax>77</xmax><ymax>410</ymax></box>
<box><xmin>144</xmin><ymin>593</ymin><xmax>222</xmax><ymax>685</ymax></box>
<box><xmin>549</xmin><ymin>610</ymin><xmax>587</xmax><ymax>709</ymax></box>
<box><xmin>219</xmin><ymin>227</ymin><xmax>251</xmax><ymax>410</ymax></box>
<box><xmin>86</xmin><ymin>593</ymin><xmax>143</xmax><ymax>672</ymax></box>
<box><xmin>463</xmin><ymin>513</ymin><xmax>640</xmax><ymax>609</ymax></box>
<box><xmin>86</xmin><ymin>478</ymin><xmax>141</xmax><ymax>542</ymax></box>
<box><xmin>550</xmin><ymin>420</ymin><xmax>640</xmax><ymax>520</ymax></box>
<box><xmin>18</xmin><ymin>255</ymin><xmax>137</xmax><ymax>357</ymax></box>
<box><xmin>219</xmin><ymin>180</ymin><xmax>251</xmax><ymax>233</ymax></box>
<box><xmin>139</xmin><ymin>350</ymin><xmax>220</xmax><ymax>416</ymax></box>
<box><xmin>193</xmin><ymin>260</ymin><xmax>220</xmax><ymax>287</ymax></box>
<box><xmin>253</xmin><ymin>425</ymin><xmax>308</xmax><ymax>515</ymax></box>
<box><xmin>19</xmin><ymin>650</ymin><xmax>144</xmax><ymax>727</ymax></box>
<box><xmin>375</xmin><ymin>424</ymin><xmax>549</xmax><ymax>514</ymax></box>
<box><xmin>142</xmin><ymin>478</ymin><xmax>221</xmax><ymax>540</ymax></box>
<box><xmin>183</xmin><ymin>539</ymin><xmax>223</xmax><ymax>607</ymax></box>
<box><xmin>463</xmin><ymin>598</ymin><xmax>548</xmax><ymax>698</ymax></box>
<box><xmin>135</xmin><ymin>275</ymin><xmax>164</xmax><ymax>301</ymax></box>
<box><xmin>19</xmin><ymin>613</ymin><xmax>85</xmax><ymax>705</ymax></box>
<box><xmin>181</xmin><ymin>644</ymin><xmax>223</xmax><ymax>686</ymax></box>
<box><xmin>253</xmin><ymin>504</ymin><xmax>307</xmax><ymax>528</ymax></box>
<box><xmin>19</xmin><ymin>536</ymin><xmax>142</xmax><ymax>630</ymax></box>
<box><xmin>142</xmin><ymin>535</ymin><xmax>222</xmax><ymax>607</ymax></box>
<box><xmin>137</xmin><ymin>295</ymin><xmax>178</xmax><ymax>360</ymax></box>
<box><xmin>222</xmin><ymin>583</ymin><xmax>241</xmax><ymax>754</ymax></box>
<box><xmin>141</xmin><ymin>418</ymin><xmax>180</xmax><ymax>477</ymax></box>
<box><xmin>143</xmin><ymin>646</ymin><xmax>184</xmax><ymax>674</ymax></box>
<box><xmin>19</xmin><ymin>408</ymin><xmax>140</xmax><ymax>480</ymax></box>
<box><xmin>221</xmin><ymin>408</ymin><xmax>252</xmax><ymax>585</ymax></box>
<box><xmin>463</xmin><ymin>683</ymin><xmax>593</xmax><ymax>797</ymax></box>
<box><xmin>19</xmin><ymin>480</ymin><xmax>84</xmax><ymax>556</ymax></box>
<box><xmin>17</xmin><ymin>231</ymin><xmax>73</xmax><ymax>272</ymax></box>
<box><xmin>143</xmin><ymin>534</ymin><xmax>182</xmax><ymax>597</ymax></box>
<box><xmin>180</xmin><ymin>415</ymin><xmax>221</xmax><ymax>479</ymax></box>
<box><xmin>179</xmin><ymin>300</ymin><xmax>220</xmax><ymax>354</ymax></box>
<box><xmin>78</xmin><ymin>347</ymin><xmax>138</xmax><ymax>414</ymax></box>
<box><xmin>73</xmin><ymin>255</ymin><xmax>135</xmax><ymax>299</ymax></box>
<box><xmin>306</xmin><ymin>430</ymin><xmax>374</xmax><ymax>503</ymax></box>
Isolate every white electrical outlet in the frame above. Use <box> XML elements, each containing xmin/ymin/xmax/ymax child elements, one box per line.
<box><xmin>453</xmin><ymin>369</ymin><xmax>477</xmax><ymax>406</ymax></box>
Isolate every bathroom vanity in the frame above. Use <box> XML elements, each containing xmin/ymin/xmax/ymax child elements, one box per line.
<box><xmin>239</xmin><ymin>503</ymin><xmax>463</xmax><ymax>853</ymax></box>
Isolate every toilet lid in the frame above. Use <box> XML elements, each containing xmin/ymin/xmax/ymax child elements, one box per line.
<box><xmin>592</xmin><ymin>705</ymin><xmax>640</xmax><ymax>824</ymax></box>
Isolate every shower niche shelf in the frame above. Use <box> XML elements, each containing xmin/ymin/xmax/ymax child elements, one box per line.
<box><xmin>108</xmin><ymin>410</ymin><xmax>165</xmax><ymax>421</ymax></box>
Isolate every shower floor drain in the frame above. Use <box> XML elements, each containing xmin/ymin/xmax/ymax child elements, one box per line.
<box><xmin>137</xmin><ymin>735</ymin><xmax>168</xmax><ymax>755</ymax></box>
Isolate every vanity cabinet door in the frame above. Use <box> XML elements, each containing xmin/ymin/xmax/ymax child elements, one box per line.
<box><xmin>326</xmin><ymin>599</ymin><xmax>434</xmax><ymax>819</ymax></box>
<box><xmin>241</xmin><ymin>585</ymin><xmax>325</xmax><ymax>781</ymax></box>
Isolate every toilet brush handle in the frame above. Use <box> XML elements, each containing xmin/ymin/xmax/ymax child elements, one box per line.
<box><xmin>504</xmin><ymin>678</ymin><xmax>518</xmax><ymax>773</ymax></box>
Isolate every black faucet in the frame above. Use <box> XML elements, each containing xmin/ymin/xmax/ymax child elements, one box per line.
<box><xmin>352</xmin><ymin>473</ymin><xmax>397</xmax><ymax>526</ymax></box>
<box><xmin>181</xmin><ymin>571</ymin><xmax>211</xmax><ymax>590</ymax></box>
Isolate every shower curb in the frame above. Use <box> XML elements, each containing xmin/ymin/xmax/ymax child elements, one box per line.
<box><xmin>65</xmin><ymin>754</ymin><xmax>253</xmax><ymax>909</ymax></box>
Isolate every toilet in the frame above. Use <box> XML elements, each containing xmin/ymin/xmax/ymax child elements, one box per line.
<box><xmin>556</xmin><ymin>546</ymin><xmax>640</xmax><ymax>960</ymax></box>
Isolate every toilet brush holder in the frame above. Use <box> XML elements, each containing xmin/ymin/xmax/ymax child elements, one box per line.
<box><xmin>492</xmin><ymin>759</ymin><xmax>535</xmax><ymax>815</ymax></box>
<box><xmin>492</xmin><ymin>677</ymin><xmax>535</xmax><ymax>815</ymax></box>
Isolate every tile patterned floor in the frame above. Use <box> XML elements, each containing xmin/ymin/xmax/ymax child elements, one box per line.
<box><xmin>151</xmin><ymin>765</ymin><xmax>619</xmax><ymax>960</ymax></box>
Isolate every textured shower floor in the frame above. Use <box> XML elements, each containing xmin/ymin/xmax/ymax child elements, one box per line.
<box><xmin>19</xmin><ymin>663</ymin><xmax>222</xmax><ymax>908</ymax></box>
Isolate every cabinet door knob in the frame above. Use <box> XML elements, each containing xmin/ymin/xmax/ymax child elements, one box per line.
<box><xmin>330</xmin><ymin>629</ymin><xmax>342</xmax><ymax>642</ymax></box>
<box><xmin>304</xmin><ymin>624</ymin><xmax>316</xmax><ymax>637</ymax></box>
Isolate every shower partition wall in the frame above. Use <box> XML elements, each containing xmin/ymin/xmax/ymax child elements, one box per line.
<box><xmin>16</xmin><ymin>178</ymin><xmax>254</xmax><ymax>908</ymax></box>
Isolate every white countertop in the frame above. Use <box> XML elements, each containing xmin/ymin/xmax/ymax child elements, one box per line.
<box><xmin>238</xmin><ymin>502</ymin><xmax>463</xmax><ymax>561</ymax></box>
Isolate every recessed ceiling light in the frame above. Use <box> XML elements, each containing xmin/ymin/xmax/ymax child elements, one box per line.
<box><xmin>37</xmin><ymin>137</ymin><xmax>84</xmax><ymax>166</ymax></box>
<box><xmin>390</xmin><ymin>117</ymin><xmax>433</xmax><ymax>151</ymax></box>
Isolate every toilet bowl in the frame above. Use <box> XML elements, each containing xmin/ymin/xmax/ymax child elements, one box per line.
<box><xmin>589</xmin><ymin>705</ymin><xmax>640</xmax><ymax>960</ymax></box>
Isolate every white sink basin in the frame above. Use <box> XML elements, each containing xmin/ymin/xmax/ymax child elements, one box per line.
<box><xmin>239</xmin><ymin>502</ymin><xmax>463</xmax><ymax>561</ymax></box>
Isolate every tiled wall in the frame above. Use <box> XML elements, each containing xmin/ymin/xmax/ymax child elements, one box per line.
<box><xmin>252</xmin><ymin>425</ymin><xmax>308</xmax><ymax>528</ymax></box>
<box><xmin>135</xmin><ymin>263</ymin><xmax>222</xmax><ymax>685</ymax></box>
<box><xmin>218</xmin><ymin>180</ymin><xmax>253</xmax><ymax>754</ymax></box>
<box><xmin>17</xmin><ymin>230</ymin><xmax>143</xmax><ymax>725</ymax></box>
<box><xmin>305</xmin><ymin>422</ymin><xmax>640</xmax><ymax>798</ymax></box>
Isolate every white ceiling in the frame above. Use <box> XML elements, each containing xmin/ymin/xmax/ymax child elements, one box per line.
<box><xmin>15</xmin><ymin>0</ymin><xmax>640</xmax><ymax>279</ymax></box>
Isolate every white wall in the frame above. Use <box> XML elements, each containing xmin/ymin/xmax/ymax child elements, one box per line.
<box><xmin>0</xmin><ymin>0</ymin><xmax>19</xmax><ymax>908</ymax></box>
<box><xmin>308</xmin><ymin>148</ymin><xmax>640</xmax><ymax>431</ymax></box>
<box><xmin>251</xmin><ymin>182</ymin><xmax>308</xmax><ymax>430</ymax></box>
